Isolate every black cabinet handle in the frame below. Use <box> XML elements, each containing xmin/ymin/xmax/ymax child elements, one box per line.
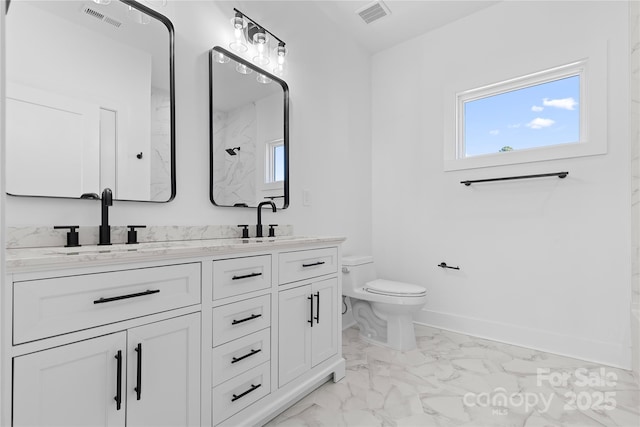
<box><xmin>134</xmin><ymin>343</ymin><xmax>142</xmax><ymax>400</ymax></box>
<box><xmin>94</xmin><ymin>289</ymin><xmax>160</xmax><ymax>304</ymax></box>
<box><xmin>231</xmin><ymin>313</ymin><xmax>261</xmax><ymax>325</ymax></box>
<box><xmin>231</xmin><ymin>348</ymin><xmax>261</xmax><ymax>364</ymax></box>
<box><xmin>232</xmin><ymin>272</ymin><xmax>262</xmax><ymax>280</ymax></box>
<box><xmin>314</xmin><ymin>291</ymin><xmax>320</xmax><ymax>324</ymax></box>
<box><xmin>231</xmin><ymin>383</ymin><xmax>261</xmax><ymax>402</ymax></box>
<box><xmin>308</xmin><ymin>294</ymin><xmax>314</xmax><ymax>328</ymax></box>
<box><xmin>438</xmin><ymin>262</ymin><xmax>460</xmax><ymax>270</ymax></box>
<box><xmin>114</xmin><ymin>350</ymin><xmax>122</xmax><ymax>410</ymax></box>
<box><xmin>302</xmin><ymin>261</ymin><xmax>325</xmax><ymax>268</ymax></box>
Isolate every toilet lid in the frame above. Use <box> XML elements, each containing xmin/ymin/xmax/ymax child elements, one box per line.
<box><xmin>364</xmin><ymin>279</ymin><xmax>426</xmax><ymax>297</ymax></box>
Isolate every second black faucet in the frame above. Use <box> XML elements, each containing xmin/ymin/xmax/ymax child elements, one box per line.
<box><xmin>256</xmin><ymin>201</ymin><xmax>276</xmax><ymax>238</ymax></box>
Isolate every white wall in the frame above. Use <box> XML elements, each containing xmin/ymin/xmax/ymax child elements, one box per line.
<box><xmin>4</xmin><ymin>0</ymin><xmax>373</xmax><ymax>257</ymax></box>
<box><xmin>372</xmin><ymin>1</ymin><xmax>631</xmax><ymax>368</ymax></box>
<box><xmin>630</xmin><ymin>0</ymin><xmax>640</xmax><ymax>378</ymax></box>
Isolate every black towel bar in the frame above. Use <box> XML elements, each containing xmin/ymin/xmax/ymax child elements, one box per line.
<box><xmin>461</xmin><ymin>171</ymin><xmax>568</xmax><ymax>186</ymax></box>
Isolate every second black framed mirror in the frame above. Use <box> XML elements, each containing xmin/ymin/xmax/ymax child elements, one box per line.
<box><xmin>209</xmin><ymin>46</ymin><xmax>289</xmax><ymax>209</ymax></box>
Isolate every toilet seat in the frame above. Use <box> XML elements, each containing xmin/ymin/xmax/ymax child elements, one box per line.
<box><xmin>364</xmin><ymin>279</ymin><xmax>426</xmax><ymax>297</ymax></box>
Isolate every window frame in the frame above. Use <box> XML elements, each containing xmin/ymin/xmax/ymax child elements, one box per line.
<box><xmin>444</xmin><ymin>57</ymin><xmax>607</xmax><ymax>171</ymax></box>
<box><xmin>265</xmin><ymin>138</ymin><xmax>284</xmax><ymax>184</ymax></box>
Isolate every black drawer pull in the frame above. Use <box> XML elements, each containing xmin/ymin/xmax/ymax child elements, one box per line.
<box><xmin>308</xmin><ymin>294</ymin><xmax>313</xmax><ymax>327</ymax></box>
<box><xmin>114</xmin><ymin>350</ymin><xmax>123</xmax><ymax>410</ymax></box>
<box><xmin>314</xmin><ymin>291</ymin><xmax>320</xmax><ymax>324</ymax></box>
<box><xmin>134</xmin><ymin>343</ymin><xmax>142</xmax><ymax>400</ymax></box>
<box><xmin>302</xmin><ymin>261</ymin><xmax>325</xmax><ymax>268</ymax></box>
<box><xmin>231</xmin><ymin>383</ymin><xmax>261</xmax><ymax>402</ymax></box>
<box><xmin>231</xmin><ymin>313</ymin><xmax>262</xmax><ymax>325</ymax></box>
<box><xmin>94</xmin><ymin>289</ymin><xmax>160</xmax><ymax>304</ymax></box>
<box><xmin>232</xmin><ymin>272</ymin><xmax>262</xmax><ymax>280</ymax></box>
<box><xmin>231</xmin><ymin>348</ymin><xmax>262</xmax><ymax>364</ymax></box>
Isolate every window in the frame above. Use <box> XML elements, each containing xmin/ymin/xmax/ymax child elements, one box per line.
<box><xmin>463</xmin><ymin>75</ymin><xmax>581</xmax><ymax>157</ymax></box>
<box><xmin>444</xmin><ymin>58</ymin><xmax>607</xmax><ymax>171</ymax></box>
<box><xmin>266</xmin><ymin>139</ymin><xmax>284</xmax><ymax>183</ymax></box>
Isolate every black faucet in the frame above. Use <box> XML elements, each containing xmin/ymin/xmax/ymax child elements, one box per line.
<box><xmin>256</xmin><ymin>201</ymin><xmax>276</xmax><ymax>238</ymax></box>
<box><xmin>99</xmin><ymin>188</ymin><xmax>113</xmax><ymax>245</ymax></box>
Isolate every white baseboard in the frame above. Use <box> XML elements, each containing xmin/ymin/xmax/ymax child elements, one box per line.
<box><xmin>415</xmin><ymin>309</ymin><xmax>631</xmax><ymax>370</ymax></box>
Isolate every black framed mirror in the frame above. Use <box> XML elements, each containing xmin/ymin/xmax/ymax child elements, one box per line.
<box><xmin>209</xmin><ymin>46</ymin><xmax>289</xmax><ymax>209</ymax></box>
<box><xmin>5</xmin><ymin>0</ymin><xmax>175</xmax><ymax>202</ymax></box>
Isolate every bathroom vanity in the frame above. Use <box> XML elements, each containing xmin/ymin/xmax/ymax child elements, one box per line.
<box><xmin>3</xmin><ymin>236</ymin><xmax>345</xmax><ymax>426</ymax></box>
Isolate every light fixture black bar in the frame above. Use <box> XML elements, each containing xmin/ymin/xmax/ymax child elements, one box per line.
<box><xmin>233</xmin><ymin>8</ymin><xmax>285</xmax><ymax>46</ymax></box>
<box><xmin>461</xmin><ymin>171</ymin><xmax>569</xmax><ymax>186</ymax></box>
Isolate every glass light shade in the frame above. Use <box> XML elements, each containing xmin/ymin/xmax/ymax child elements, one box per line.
<box><xmin>235</xmin><ymin>63</ymin><xmax>253</xmax><ymax>75</ymax></box>
<box><xmin>252</xmin><ymin>31</ymin><xmax>270</xmax><ymax>66</ymax></box>
<box><xmin>229</xmin><ymin>28</ymin><xmax>247</xmax><ymax>53</ymax></box>
<box><xmin>232</xmin><ymin>14</ymin><xmax>244</xmax><ymax>30</ymax></box>
<box><xmin>213</xmin><ymin>51</ymin><xmax>230</xmax><ymax>64</ymax></box>
<box><xmin>252</xmin><ymin>30</ymin><xmax>267</xmax><ymax>45</ymax></box>
<box><xmin>275</xmin><ymin>44</ymin><xmax>287</xmax><ymax>65</ymax></box>
<box><xmin>256</xmin><ymin>73</ymin><xmax>272</xmax><ymax>84</ymax></box>
<box><xmin>93</xmin><ymin>0</ymin><xmax>111</xmax><ymax>4</ymax></box>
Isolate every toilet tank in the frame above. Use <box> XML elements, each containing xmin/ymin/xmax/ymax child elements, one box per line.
<box><xmin>342</xmin><ymin>256</ymin><xmax>376</xmax><ymax>295</ymax></box>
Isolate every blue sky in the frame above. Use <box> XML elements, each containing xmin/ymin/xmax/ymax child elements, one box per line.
<box><xmin>464</xmin><ymin>75</ymin><xmax>580</xmax><ymax>157</ymax></box>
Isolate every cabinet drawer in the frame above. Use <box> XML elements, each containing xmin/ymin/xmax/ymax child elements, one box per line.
<box><xmin>279</xmin><ymin>247</ymin><xmax>338</xmax><ymax>285</ymax></box>
<box><xmin>212</xmin><ymin>328</ymin><xmax>270</xmax><ymax>386</ymax></box>
<box><xmin>212</xmin><ymin>295</ymin><xmax>270</xmax><ymax>346</ymax></box>
<box><xmin>13</xmin><ymin>263</ymin><xmax>201</xmax><ymax>344</ymax></box>
<box><xmin>213</xmin><ymin>255</ymin><xmax>271</xmax><ymax>300</ymax></box>
<box><xmin>213</xmin><ymin>361</ymin><xmax>270</xmax><ymax>425</ymax></box>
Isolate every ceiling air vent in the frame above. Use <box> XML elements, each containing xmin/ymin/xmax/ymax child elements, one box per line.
<box><xmin>82</xmin><ymin>6</ymin><xmax>123</xmax><ymax>28</ymax></box>
<box><xmin>356</xmin><ymin>1</ymin><xmax>391</xmax><ymax>24</ymax></box>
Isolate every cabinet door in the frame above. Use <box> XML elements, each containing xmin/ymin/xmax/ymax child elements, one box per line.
<box><xmin>311</xmin><ymin>278</ymin><xmax>338</xmax><ymax>366</ymax></box>
<box><xmin>126</xmin><ymin>313</ymin><xmax>201</xmax><ymax>427</ymax></box>
<box><xmin>13</xmin><ymin>332</ymin><xmax>127</xmax><ymax>427</ymax></box>
<box><xmin>278</xmin><ymin>284</ymin><xmax>312</xmax><ymax>387</ymax></box>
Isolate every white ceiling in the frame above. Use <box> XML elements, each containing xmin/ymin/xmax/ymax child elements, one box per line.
<box><xmin>227</xmin><ymin>0</ymin><xmax>499</xmax><ymax>55</ymax></box>
<box><xmin>312</xmin><ymin>0</ymin><xmax>500</xmax><ymax>54</ymax></box>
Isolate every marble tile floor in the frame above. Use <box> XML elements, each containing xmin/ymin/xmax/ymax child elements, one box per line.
<box><xmin>267</xmin><ymin>325</ymin><xmax>640</xmax><ymax>427</ymax></box>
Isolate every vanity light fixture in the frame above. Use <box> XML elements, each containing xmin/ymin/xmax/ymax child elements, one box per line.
<box><xmin>93</xmin><ymin>0</ymin><xmax>111</xmax><ymax>4</ymax></box>
<box><xmin>230</xmin><ymin>8</ymin><xmax>287</xmax><ymax>75</ymax></box>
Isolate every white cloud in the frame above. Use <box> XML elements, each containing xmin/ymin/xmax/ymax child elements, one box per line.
<box><xmin>531</xmin><ymin>105</ymin><xmax>544</xmax><ymax>112</ymax></box>
<box><xmin>508</xmin><ymin>123</ymin><xmax>521</xmax><ymax>129</ymax></box>
<box><xmin>489</xmin><ymin>129</ymin><xmax>500</xmax><ymax>136</ymax></box>
<box><xmin>526</xmin><ymin>117</ymin><xmax>555</xmax><ymax>129</ymax></box>
<box><xmin>543</xmin><ymin>97</ymin><xmax>577</xmax><ymax>110</ymax></box>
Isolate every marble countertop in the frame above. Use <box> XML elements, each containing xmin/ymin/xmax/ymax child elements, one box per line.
<box><xmin>6</xmin><ymin>236</ymin><xmax>346</xmax><ymax>273</ymax></box>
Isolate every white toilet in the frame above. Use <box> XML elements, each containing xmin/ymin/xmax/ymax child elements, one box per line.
<box><xmin>342</xmin><ymin>256</ymin><xmax>427</xmax><ymax>351</ymax></box>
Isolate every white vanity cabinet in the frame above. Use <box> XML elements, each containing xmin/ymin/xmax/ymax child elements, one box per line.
<box><xmin>13</xmin><ymin>313</ymin><xmax>201</xmax><ymax>427</ymax></box>
<box><xmin>4</xmin><ymin>237</ymin><xmax>345</xmax><ymax>427</ymax></box>
<box><xmin>277</xmin><ymin>248</ymin><xmax>339</xmax><ymax>387</ymax></box>
<box><xmin>278</xmin><ymin>277</ymin><xmax>338</xmax><ymax>386</ymax></box>
<box><xmin>7</xmin><ymin>262</ymin><xmax>202</xmax><ymax>427</ymax></box>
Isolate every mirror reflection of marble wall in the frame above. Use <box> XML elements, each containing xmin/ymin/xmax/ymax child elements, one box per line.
<box><xmin>210</xmin><ymin>47</ymin><xmax>288</xmax><ymax>208</ymax></box>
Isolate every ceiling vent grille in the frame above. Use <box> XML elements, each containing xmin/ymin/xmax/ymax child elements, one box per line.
<box><xmin>356</xmin><ymin>1</ymin><xmax>391</xmax><ymax>24</ymax></box>
<box><xmin>82</xmin><ymin>6</ymin><xmax>122</xmax><ymax>28</ymax></box>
